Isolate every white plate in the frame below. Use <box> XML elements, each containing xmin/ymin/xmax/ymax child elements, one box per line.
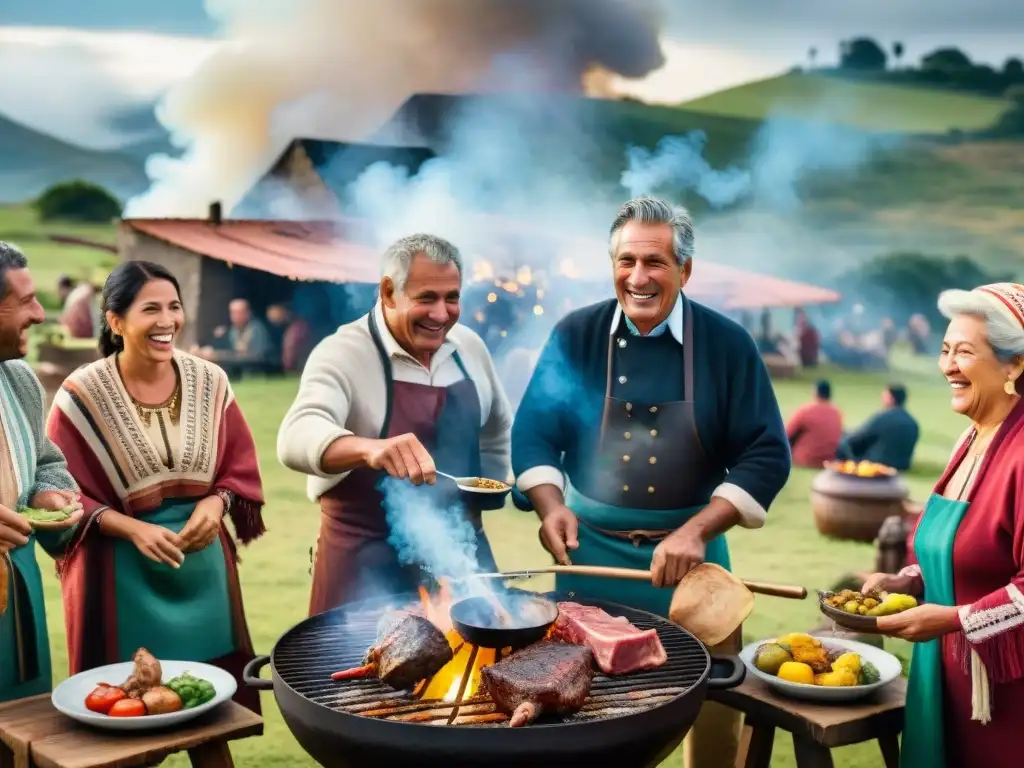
<box><xmin>51</xmin><ymin>660</ymin><xmax>237</xmax><ymax>731</ymax></box>
<box><xmin>740</xmin><ymin>637</ymin><xmax>902</xmax><ymax>703</ymax></box>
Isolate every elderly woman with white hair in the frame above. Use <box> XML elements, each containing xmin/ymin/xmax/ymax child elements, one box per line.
<box><xmin>862</xmin><ymin>282</ymin><xmax>1024</xmax><ymax>768</ymax></box>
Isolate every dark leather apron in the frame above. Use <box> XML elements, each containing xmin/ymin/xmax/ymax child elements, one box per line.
<box><xmin>308</xmin><ymin>312</ymin><xmax>498</xmax><ymax>615</ymax></box>
<box><xmin>575</xmin><ymin>295</ymin><xmax>714</xmax><ymax>521</ymax></box>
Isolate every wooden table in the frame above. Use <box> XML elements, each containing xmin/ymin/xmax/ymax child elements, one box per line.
<box><xmin>709</xmin><ymin>675</ymin><xmax>905</xmax><ymax>768</ymax></box>
<box><xmin>0</xmin><ymin>696</ymin><xmax>263</xmax><ymax>768</ymax></box>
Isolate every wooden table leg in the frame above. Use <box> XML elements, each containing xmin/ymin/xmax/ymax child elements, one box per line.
<box><xmin>188</xmin><ymin>741</ymin><xmax>234</xmax><ymax>768</ymax></box>
<box><xmin>792</xmin><ymin>736</ymin><xmax>835</xmax><ymax>768</ymax></box>
<box><xmin>878</xmin><ymin>732</ymin><xmax>900</xmax><ymax>768</ymax></box>
<box><xmin>743</xmin><ymin>724</ymin><xmax>776</xmax><ymax>768</ymax></box>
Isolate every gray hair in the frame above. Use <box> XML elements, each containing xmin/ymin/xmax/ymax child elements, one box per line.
<box><xmin>938</xmin><ymin>289</ymin><xmax>1024</xmax><ymax>363</ymax></box>
<box><xmin>0</xmin><ymin>241</ymin><xmax>27</xmax><ymax>299</ymax></box>
<box><xmin>381</xmin><ymin>233</ymin><xmax>463</xmax><ymax>294</ymax></box>
<box><xmin>609</xmin><ymin>196</ymin><xmax>695</xmax><ymax>264</ymax></box>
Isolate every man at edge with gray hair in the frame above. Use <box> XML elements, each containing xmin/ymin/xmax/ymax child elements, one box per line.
<box><xmin>0</xmin><ymin>242</ymin><xmax>82</xmax><ymax>703</ymax></box>
<box><xmin>278</xmin><ymin>234</ymin><xmax>513</xmax><ymax>614</ymax></box>
<box><xmin>511</xmin><ymin>197</ymin><xmax>790</xmax><ymax>766</ymax></box>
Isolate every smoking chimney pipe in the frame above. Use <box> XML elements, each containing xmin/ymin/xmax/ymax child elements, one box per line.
<box><xmin>209</xmin><ymin>201</ymin><xmax>222</xmax><ymax>225</ymax></box>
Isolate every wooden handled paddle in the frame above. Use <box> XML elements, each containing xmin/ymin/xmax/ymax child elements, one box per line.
<box><xmin>472</xmin><ymin>565</ymin><xmax>807</xmax><ymax>600</ymax></box>
<box><xmin>471</xmin><ymin>563</ymin><xmax>806</xmax><ymax>647</ymax></box>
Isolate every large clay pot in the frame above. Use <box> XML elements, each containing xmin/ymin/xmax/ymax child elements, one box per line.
<box><xmin>811</xmin><ymin>468</ymin><xmax>909</xmax><ymax>543</ymax></box>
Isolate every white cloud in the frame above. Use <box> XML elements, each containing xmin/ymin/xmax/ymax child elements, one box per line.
<box><xmin>0</xmin><ymin>26</ymin><xmax>218</xmax><ymax>148</ymax></box>
<box><xmin>612</xmin><ymin>39</ymin><xmax>795</xmax><ymax>104</ymax></box>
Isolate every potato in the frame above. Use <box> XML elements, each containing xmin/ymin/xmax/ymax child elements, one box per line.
<box><xmin>142</xmin><ymin>686</ymin><xmax>183</xmax><ymax>715</ymax></box>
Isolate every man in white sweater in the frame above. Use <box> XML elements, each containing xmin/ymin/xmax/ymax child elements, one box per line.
<box><xmin>277</xmin><ymin>234</ymin><xmax>514</xmax><ymax>614</ymax></box>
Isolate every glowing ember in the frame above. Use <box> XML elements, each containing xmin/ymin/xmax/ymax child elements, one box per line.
<box><xmin>415</xmin><ymin>581</ymin><xmax>507</xmax><ymax>703</ymax></box>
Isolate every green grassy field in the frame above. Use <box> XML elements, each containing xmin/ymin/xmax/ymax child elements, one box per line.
<box><xmin>681</xmin><ymin>73</ymin><xmax>1012</xmax><ymax>135</ymax></box>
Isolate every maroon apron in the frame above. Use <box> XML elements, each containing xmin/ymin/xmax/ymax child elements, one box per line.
<box><xmin>308</xmin><ymin>312</ymin><xmax>498</xmax><ymax>614</ymax></box>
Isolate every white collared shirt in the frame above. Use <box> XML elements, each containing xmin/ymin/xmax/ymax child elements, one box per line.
<box><xmin>609</xmin><ymin>290</ymin><xmax>685</xmax><ymax>343</ymax></box>
<box><xmin>516</xmin><ymin>292</ymin><xmax>766</xmax><ymax>528</ymax></box>
<box><xmin>277</xmin><ymin>302</ymin><xmax>514</xmax><ymax>501</ymax></box>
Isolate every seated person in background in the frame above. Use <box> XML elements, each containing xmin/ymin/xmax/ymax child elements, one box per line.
<box><xmin>786</xmin><ymin>379</ymin><xmax>843</xmax><ymax>468</ymax></box>
<box><xmin>266</xmin><ymin>303</ymin><xmax>313</xmax><ymax>373</ymax></box>
<box><xmin>837</xmin><ymin>383</ymin><xmax>920</xmax><ymax>470</ymax></box>
<box><xmin>193</xmin><ymin>298</ymin><xmax>275</xmax><ymax>377</ymax></box>
<box><xmin>56</xmin><ymin>275</ymin><xmax>75</xmax><ymax>308</ymax></box>
<box><xmin>60</xmin><ymin>281</ymin><xmax>100</xmax><ymax>339</ymax></box>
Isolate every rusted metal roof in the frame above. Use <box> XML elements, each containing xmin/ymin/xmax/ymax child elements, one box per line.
<box><xmin>123</xmin><ymin>217</ymin><xmax>841</xmax><ymax>308</ymax></box>
<box><xmin>125</xmin><ymin>219</ymin><xmax>382</xmax><ymax>284</ymax></box>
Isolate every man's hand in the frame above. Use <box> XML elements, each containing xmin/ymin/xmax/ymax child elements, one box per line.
<box><xmin>29</xmin><ymin>489</ymin><xmax>84</xmax><ymax>528</ymax></box>
<box><xmin>179</xmin><ymin>495</ymin><xmax>225</xmax><ymax>553</ymax></box>
<box><xmin>651</xmin><ymin>527</ymin><xmax>706</xmax><ymax>587</ymax></box>
<box><xmin>876</xmin><ymin>604</ymin><xmax>961</xmax><ymax>643</ymax></box>
<box><xmin>538</xmin><ymin>505</ymin><xmax>579</xmax><ymax>565</ymax></box>
<box><xmin>0</xmin><ymin>504</ymin><xmax>31</xmax><ymax>553</ymax></box>
<box><xmin>365</xmin><ymin>433</ymin><xmax>437</xmax><ymax>485</ymax></box>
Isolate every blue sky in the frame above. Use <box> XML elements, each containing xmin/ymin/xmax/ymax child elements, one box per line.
<box><xmin>2</xmin><ymin>1</ymin><xmax>1021</xmax><ymax>149</ymax></box>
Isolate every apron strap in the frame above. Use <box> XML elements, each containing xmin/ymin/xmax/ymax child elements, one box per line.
<box><xmin>367</xmin><ymin>310</ymin><xmax>394</xmax><ymax>439</ymax></box>
<box><xmin>682</xmin><ymin>294</ymin><xmax>694</xmax><ymax>403</ymax></box>
<box><xmin>451</xmin><ymin>350</ymin><xmax>471</xmax><ymax>381</ymax></box>
<box><xmin>599</xmin><ymin>332</ymin><xmax>616</xmax><ymax>445</ymax></box>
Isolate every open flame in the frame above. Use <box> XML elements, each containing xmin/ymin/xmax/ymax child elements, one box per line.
<box><xmin>415</xmin><ymin>581</ymin><xmax>503</xmax><ymax>703</ymax></box>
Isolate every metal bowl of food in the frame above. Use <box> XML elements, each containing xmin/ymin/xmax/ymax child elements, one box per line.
<box><xmin>441</xmin><ymin>474</ymin><xmax>512</xmax><ymax>511</ymax></box>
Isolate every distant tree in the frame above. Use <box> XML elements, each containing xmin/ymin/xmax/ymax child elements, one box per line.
<box><xmin>921</xmin><ymin>47</ymin><xmax>973</xmax><ymax>73</ymax></box>
<box><xmin>990</xmin><ymin>85</ymin><xmax>1024</xmax><ymax>136</ymax></box>
<box><xmin>1004</xmin><ymin>57</ymin><xmax>1024</xmax><ymax>82</ymax></box>
<box><xmin>892</xmin><ymin>41</ymin><xmax>905</xmax><ymax>69</ymax></box>
<box><xmin>808</xmin><ymin>46</ymin><xmax>818</xmax><ymax>69</ymax></box>
<box><xmin>839</xmin><ymin>252</ymin><xmax>1012</xmax><ymax>327</ymax></box>
<box><xmin>33</xmin><ymin>181</ymin><xmax>121</xmax><ymax>223</ymax></box>
<box><xmin>839</xmin><ymin>37</ymin><xmax>888</xmax><ymax>71</ymax></box>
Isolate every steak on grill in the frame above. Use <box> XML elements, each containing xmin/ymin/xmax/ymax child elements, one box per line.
<box><xmin>551</xmin><ymin>602</ymin><xmax>667</xmax><ymax>675</ymax></box>
<box><xmin>330</xmin><ymin>613</ymin><xmax>453</xmax><ymax>689</ymax></box>
<box><xmin>481</xmin><ymin>641</ymin><xmax>594</xmax><ymax>727</ymax></box>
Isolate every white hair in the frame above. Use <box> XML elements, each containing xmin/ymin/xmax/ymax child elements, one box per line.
<box><xmin>937</xmin><ymin>289</ymin><xmax>1024</xmax><ymax>362</ymax></box>
<box><xmin>381</xmin><ymin>233</ymin><xmax>463</xmax><ymax>294</ymax></box>
<box><xmin>609</xmin><ymin>196</ymin><xmax>695</xmax><ymax>264</ymax></box>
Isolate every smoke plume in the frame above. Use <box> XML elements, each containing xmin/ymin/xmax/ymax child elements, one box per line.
<box><xmin>126</xmin><ymin>0</ymin><xmax>667</xmax><ymax>217</ymax></box>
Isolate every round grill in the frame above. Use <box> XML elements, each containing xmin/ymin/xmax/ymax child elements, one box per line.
<box><xmin>248</xmin><ymin>592</ymin><xmax>741</xmax><ymax>768</ymax></box>
<box><xmin>275</xmin><ymin>593</ymin><xmax>708</xmax><ymax>726</ymax></box>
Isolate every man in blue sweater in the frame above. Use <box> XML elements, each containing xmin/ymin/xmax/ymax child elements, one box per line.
<box><xmin>511</xmin><ymin>197</ymin><xmax>791</xmax><ymax>768</ymax></box>
<box><xmin>837</xmin><ymin>383</ymin><xmax>920</xmax><ymax>471</ymax></box>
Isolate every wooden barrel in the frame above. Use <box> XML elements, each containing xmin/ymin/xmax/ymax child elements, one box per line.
<box><xmin>811</xmin><ymin>469</ymin><xmax>909</xmax><ymax>543</ymax></box>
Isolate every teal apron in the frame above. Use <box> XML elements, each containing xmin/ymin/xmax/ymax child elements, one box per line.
<box><xmin>900</xmin><ymin>492</ymin><xmax>970</xmax><ymax>768</ymax></box>
<box><xmin>112</xmin><ymin>499</ymin><xmax>234</xmax><ymax>662</ymax></box>
<box><xmin>556</xmin><ymin>297</ymin><xmax>732</xmax><ymax>619</ymax></box>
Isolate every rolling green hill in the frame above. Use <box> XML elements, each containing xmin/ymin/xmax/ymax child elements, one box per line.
<box><xmin>680</xmin><ymin>72</ymin><xmax>1012</xmax><ymax>134</ymax></box>
<box><xmin>0</xmin><ymin>113</ymin><xmax>148</xmax><ymax>203</ymax></box>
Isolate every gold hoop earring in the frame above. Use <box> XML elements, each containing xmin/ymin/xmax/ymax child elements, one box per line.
<box><xmin>1006</xmin><ymin>379</ymin><xmax>1018</xmax><ymax>396</ymax></box>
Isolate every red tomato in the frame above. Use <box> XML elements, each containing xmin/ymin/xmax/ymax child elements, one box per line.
<box><xmin>84</xmin><ymin>684</ymin><xmax>127</xmax><ymax>714</ymax></box>
<box><xmin>107</xmin><ymin>698</ymin><xmax>147</xmax><ymax>717</ymax></box>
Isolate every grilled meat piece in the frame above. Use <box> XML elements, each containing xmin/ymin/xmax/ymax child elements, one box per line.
<box><xmin>120</xmin><ymin>648</ymin><xmax>162</xmax><ymax>698</ymax></box>
<box><xmin>331</xmin><ymin>614</ymin><xmax>453</xmax><ymax>689</ymax></box>
<box><xmin>552</xmin><ymin>602</ymin><xmax>667</xmax><ymax>675</ymax></box>
<box><xmin>481</xmin><ymin>641</ymin><xmax>594</xmax><ymax>727</ymax></box>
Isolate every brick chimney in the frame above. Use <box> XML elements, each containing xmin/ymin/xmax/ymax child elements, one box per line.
<box><xmin>209</xmin><ymin>201</ymin><xmax>222</xmax><ymax>225</ymax></box>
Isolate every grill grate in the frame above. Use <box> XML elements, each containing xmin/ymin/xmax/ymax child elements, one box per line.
<box><xmin>272</xmin><ymin>595</ymin><xmax>709</xmax><ymax>727</ymax></box>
